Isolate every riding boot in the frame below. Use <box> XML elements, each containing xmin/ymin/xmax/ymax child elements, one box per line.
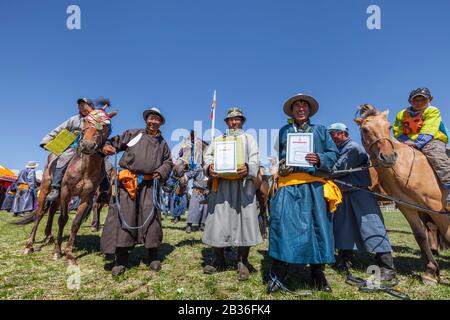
<box><xmin>310</xmin><ymin>264</ymin><xmax>332</xmax><ymax>292</ymax></box>
<box><xmin>267</xmin><ymin>259</ymin><xmax>289</xmax><ymax>294</ymax></box>
<box><xmin>375</xmin><ymin>252</ymin><xmax>397</xmax><ymax>282</ymax></box>
<box><xmin>185</xmin><ymin>223</ymin><xmax>193</xmax><ymax>234</ymax></box>
<box><xmin>237</xmin><ymin>246</ymin><xmax>256</xmax><ymax>281</ymax></box>
<box><xmin>46</xmin><ymin>167</ymin><xmax>66</xmax><ymax>202</ymax></box>
<box><xmin>148</xmin><ymin>248</ymin><xmax>161</xmax><ymax>272</ymax></box>
<box><xmin>111</xmin><ymin>247</ymin><xmax>129</xmax><ymax>277</ymax></box>
<box><xmin>335</xmin><ymin>250</ymin><xmax>354</xmax><ymax>274</ymax></box>
<box><xmin>203</xmin><ymin>247</ymin><xmax>226</xmax><ymax>274</ymax></box>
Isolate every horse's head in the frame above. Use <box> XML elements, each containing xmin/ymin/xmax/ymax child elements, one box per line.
<box><xmin>79</xmin><ymin>109</ymin><xmax>118</xmax><ymax>155</ymax></box>
<box><xmin>355</xmin><ymin>104</ymin><xmax>397</xmax><ymax>168</ymax></box>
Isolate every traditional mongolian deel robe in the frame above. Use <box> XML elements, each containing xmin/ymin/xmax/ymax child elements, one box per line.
<box><xmin>40</xmin><ymin>114</ymin><xmax>85</xmax><ymax>169</ymax></box>
<box><xmin>269</xmin><ymin>122</ymin><xmax>339</xmax><ymax>265</ymax></box>
<box><xmin>100</xmin><ymin>129</ymin><xmax>173</xmax><ymax>255</ymax></box>
<box><xmin>202</xmin><ymin>130</ymin><xmax>263</xmax><ymax>247</ymax></box>
<box><xmin>1</xmin><ymin>183</ymin><xmax>17</xmax><ymax>211</ymax></box>
<box><xmin>186</xmin><ymin>166</ymin><xmax>209</xmax><ymax>226</ymax></box>
<box><xmin>12</xmin><ymin>168</ymin><xmax>37</xmax><ymax>214</ymax></box>
<box><xmin>332</xmin><ymin>139</ymin><xmax>392</xmax><ymax>253</ymax></box>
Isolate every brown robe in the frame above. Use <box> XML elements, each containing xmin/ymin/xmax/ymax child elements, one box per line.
<box><xmin>100</xmin><ymin>129</ymin><xmax>173</xmax><ymax>254</ymax></box>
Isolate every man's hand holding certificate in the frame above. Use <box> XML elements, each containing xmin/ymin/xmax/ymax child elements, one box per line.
<box><xmin>286</xmin><ymin>133</ymin><xmax>318</xmax><ymax>167</ymax></box>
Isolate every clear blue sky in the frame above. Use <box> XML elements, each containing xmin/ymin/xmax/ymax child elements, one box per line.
<box><xmin>1</xmin><ymin>0</ymin><xmax>449</xmax><ymax>171</ymax></box>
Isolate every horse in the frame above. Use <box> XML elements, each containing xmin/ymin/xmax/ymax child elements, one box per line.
<box><xmin>16</xmin><ymin>107</ymin><xmax>117</xmax><ymax>265</ymax></box>
<box><xmin>355</xmin><ymin>104</ymin><xmax>450</xmax><ymax>284</ymax></box>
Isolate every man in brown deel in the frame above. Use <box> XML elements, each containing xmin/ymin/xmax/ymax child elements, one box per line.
<box><xmin>101</xmin><ymin>107</ymin><xmax>173</xmax><ymax>277</ymax></box>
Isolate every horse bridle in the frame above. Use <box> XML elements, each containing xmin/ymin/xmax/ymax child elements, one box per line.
<box><xmin>77</xmin><ymin>123</ymin><xmax>109</xmax><ymax>156</ymax></box>
<box><xmin>363</xmin><ymin>135</ymin><xmax>398</xmax><ymax>163</ymax></box>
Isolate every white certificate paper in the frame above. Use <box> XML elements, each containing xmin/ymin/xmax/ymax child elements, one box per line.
<box><xmin>286</xmin><ymin>133</ymin><xmax>314</xmax><ymax>167</ymax></box>
<box><xmin>214</xmin><ymin>140</ymin><xmax>237</xmax><ymax>173</ymax></box>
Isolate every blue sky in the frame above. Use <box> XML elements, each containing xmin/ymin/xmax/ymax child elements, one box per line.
<box><xmin>1</xmin><ymin>0</ymin><xmax>449</xmax><ymax>171</ymax></box>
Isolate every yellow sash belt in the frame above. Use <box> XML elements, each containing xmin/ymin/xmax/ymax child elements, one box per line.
<box><xmin>18</xmin><ymin>184</ymin><xmax>29</xmax><ymax>190</ymax></box>
<box><xmin>277</xmin><ymin>173</ymin><xmax>343</xmax><ymax>213</ymax></box>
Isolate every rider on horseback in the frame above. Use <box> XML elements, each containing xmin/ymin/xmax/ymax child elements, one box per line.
<box><xmin>40</xmin><ymin>98</ymin><xmax>95</xmax><ymax>202</ymax></box>
<box><xmin>393</xmin><ymin>88</ymin><xmax>450</xmax><ymax>207</ymax></box>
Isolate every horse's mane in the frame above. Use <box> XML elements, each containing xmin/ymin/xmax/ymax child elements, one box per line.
<box><xmin>357</xmin><ymin>103</ymin><xmax>380</xmax><ymax>119</ymax></box>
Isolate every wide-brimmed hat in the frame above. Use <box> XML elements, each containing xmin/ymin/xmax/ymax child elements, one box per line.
<box><xmin>77</xmin><ymin>98</ymin><xmax>94</xmax><ymax>108</ymax></box>
<box><xmin>25</xmin><ymin>161</ymin><xmax>39</xmax><ymax>169</ymax></box>
<box><xmin>283</xmin><ymin>93</ymin><xmax>319</xmax><ymax>118</ymax></box>
<box><xmin>328</xmin><ymin>123</ymin><xmax>349</xmax><ymax>133</ymax></box>
<box><xmin>224</xmin><ymin>107</ymin><xmax>246</xmax><ymax>123</ymax></box>
<box><xmin>143</xmin><ymin>107</ymin><xmax>166</xmax><ymax>124</ymax></box>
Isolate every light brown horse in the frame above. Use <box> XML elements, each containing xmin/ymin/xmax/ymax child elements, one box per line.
<box><xmin>17</xmin><ymin>109</ymin><xmax>117</xmax><ymax>265</ymax></box>
<box><xmin>355</xmin><ymin>104</ymin><xmax>450</xmax><ymax>284</ymax></box>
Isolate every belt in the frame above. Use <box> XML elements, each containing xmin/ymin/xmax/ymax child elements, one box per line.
<box><xmin>18</xmin><ymin>184</ymin><xmax>29</xmax><ymax>190</ymax></box>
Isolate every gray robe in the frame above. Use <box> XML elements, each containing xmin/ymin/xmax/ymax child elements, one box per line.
<box><xmin>202</xmin><ymin>131</ymin><xmax>263</xmax><ymax>247</ymax></box>
<box><xmin>100</xmin><ymin>129</ymin><xmax>173</xmax><ymax>254</ymax></box>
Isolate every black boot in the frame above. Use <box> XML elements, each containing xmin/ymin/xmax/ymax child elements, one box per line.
<box><xmin>237</xmin><ymin>247</ymin><xmax>256</xmax><ymax>281</ymax></box>
<box><xmin>46</xmin><ymin>167</ymin><xmax>66</xmax><ymax>202</ymax></box>
<box><xmin>148</xmin><ymin>248</ymin><xmax>161</xmax><ymax>272</ymax></box>
<box><xmin>335</xmin><ymin>250</ymin><xmax>353</xmax><ymax>274</ymax></box>
<box><xmin>111</xmin><ymin>248</ymin><xmax>129</xmax><ymax>277</ymax></box>
<box><xmin>185</xmin><ymin>223</ymin><xmax>193</xmax><ymax>234</ymax></box>
<box><xmin>203</xmin><ymin>247</ymin><xmax>226</xmax><ymax>274</ymax></box>
<box><xmin>267</xmin><ymin>259</ymin><xmax>289</xmax><ymax>294</ymax></box>
<box><xmin>375</xmin><ymin>252</ymin><xmax>397</xmax><ymax>282</ymax></box>
<box><xmin>311</xmin><ymin>264</ymin><xmax>332</xmax><ymax>292</ymax></box>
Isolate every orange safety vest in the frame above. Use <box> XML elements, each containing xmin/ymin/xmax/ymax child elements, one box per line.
<box><xmin>402</xmin><ymin>111</ymin><xmax>424</xmax><ymax>135</ymax></box>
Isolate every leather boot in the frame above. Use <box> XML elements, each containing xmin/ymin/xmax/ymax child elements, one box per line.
<box><xmin>237</xmin><ymin>247</ymin><xmax>255</xmax><ymax>281</ymax></box>
<box><xmin>148</xmin><ymin>248</ymin><xmax>161</xmax><ymax>272</ymax></box>
<box><xmin>335</xmin><ymin>250</ymin><xmax>353</xmax><ymax>274</ymax></box>
<box><xmin>203</xmin><ymin>247</ymin><xmax>226</xmax><ymax>274</ymax></box>
<box><xmin>267</xmin><ymin>259</ymin><xmax>289</xmax><ymax>294</ymax></box>
<box><xmin>111</xmin><ymin>248</ymin><xmax>129</xmax><ymax>277</ymax></box>
<box><xmin>375</xmin><ymin>252</ymin><xmax>397</xmax><ymax>282</ymax></box>
<box><xmin>311</xmin><ymin>264</ymin><xmax>332</xmax><ymax>292</ymax></box>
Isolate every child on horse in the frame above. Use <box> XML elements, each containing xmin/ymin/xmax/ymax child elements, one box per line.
<box><xmin>393</xmin><ymin>87</ymin><xmax>450</xmax><ymax>207</ymax></box>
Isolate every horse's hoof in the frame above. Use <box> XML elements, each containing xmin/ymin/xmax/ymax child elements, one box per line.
<box><xmin>421</xmin><ymin>274</ymin><xmax>439</xmax><ymax>285</ymax></box>
<box><xmin>23</xmin><ymin>248</ymin><xmax>34</xmax><ymax>255</ymax></box>
<box><xmin>52</xmin><ymin>253</ymin><xmax>62</xmax><ymax>261</ymax></box>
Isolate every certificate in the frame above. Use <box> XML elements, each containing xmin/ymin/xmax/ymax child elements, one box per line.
<box><xmin>286</xmin><ymin>133</ymin><xmax>314</xmax><ymax>167</ymax></box>
<box><xmin>214</xmin><ymin>140</ymin><xmax>237</xmax><ymax>173</ymax></box>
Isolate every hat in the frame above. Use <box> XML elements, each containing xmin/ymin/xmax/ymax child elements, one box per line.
<box><xmin>26</xmin><ymin>161</ymin><xmax>39</xmax><ymax>169</ymax></box>
<box><xmin>328</xmin><ymin>123</ymin><xmax>349</xmax><ymax>133</ymax></box>
<box><xmin>283</xmin><ymin>93</ymin><xmax>319</xmax><ymax>118</ymax></box>
<box><xmin>224</xmin><ymin>107</ymin><xmax>246</xmax><ymax>123</ymax></box>
<box><xmin>77</xmin><ymin>98</ymin><xmax>94</xmax><ymax>108</ymax></box>
<box><xmin>143</xmin><ymin>107</ymin><xmax>166</xmax><ymax>124</ymax></box>
<box><xmin>408</xmin><ymin>87</ymin><xmax>432</xmax><ymax>103</ymax></box>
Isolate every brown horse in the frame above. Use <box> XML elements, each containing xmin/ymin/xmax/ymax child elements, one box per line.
<box><xmin>17</xmin><ymin>109</ymin><xmax>117</xmax><ymax>265</ymax></box>
<box><xmin>355</xmin><ymin>104</ymin><xmax>450</xmax><ymax>284</ymax></box>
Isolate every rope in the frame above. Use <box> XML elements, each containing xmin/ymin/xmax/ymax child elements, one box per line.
<box><xmin>345</xmin><ymin>274</ymin><xmax>411</xmax><ymax>300</ymax></box>
<box><xmin>113</xmin><ymin>153</ymin><xmax>162</xmax><ymax>230</ymax></box>
<box><xmin>268</xmin><ymin>273</ymin><xmax>313</xmax><ymax>297</ymax></box>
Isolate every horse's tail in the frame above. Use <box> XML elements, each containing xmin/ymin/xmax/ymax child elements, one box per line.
<box><xmin>10</xmin><ymin>200</ymin><xmax>51</xmax><ymax>225</ymax></box>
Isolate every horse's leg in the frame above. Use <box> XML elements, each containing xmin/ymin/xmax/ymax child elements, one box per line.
<box><xmin>400</xmin><ymin>206</ymin><xmax>440</xmax><ymax>284</ymax></box>
<box><xmin>428</xmin><ymin>212</ymin><xmax>450</xmax><ymax>251</ymax></box>
<box><xmin>53</xmin><ymin>200</ymin><xmax>69</xmax><ymax>261</ymax></box>
<box><xmin>43</xmin><ymin>202</ymin><xmax>58</xmax><ymax>245</ymax></box>
<box><xmin>23</xmin><ymin>191</ymin><xmax>51</xmax><ymax>254</ymax></box>
<box><xmin>65</xmin><ymin>199</ymin><xmax>92</xmax><ymax>265</ymax></box>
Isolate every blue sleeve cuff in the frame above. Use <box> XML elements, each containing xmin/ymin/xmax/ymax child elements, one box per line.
<box><xmin>397</xmin><ymin>134</ymin><xmax>412</xmax><ymax>143</ymax></box>
<box><xmin>414</xmin><ymin>134</ymin><xmax>433</xmax><ymax>149</ymax></box>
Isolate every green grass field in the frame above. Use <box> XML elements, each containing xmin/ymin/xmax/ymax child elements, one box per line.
<box><xmin>1</xmin><ymin>210</ymin><xmax>449</xmax><ymax>300</ymax></box>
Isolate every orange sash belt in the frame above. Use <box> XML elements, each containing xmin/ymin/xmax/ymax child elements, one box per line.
<box><xmin>277</xmin><ymin>173</ymin><xmax>343</xmax><ymax>213</ymax></box>
<box><xmin>118</xmin><ymin>169</ymin><xmax>153</xmax><ymax>200</ymax></box>
<box><xmin>18</xmin><ymin>184</ymin><xmax>29</xmax><ymax>190</ymax></box>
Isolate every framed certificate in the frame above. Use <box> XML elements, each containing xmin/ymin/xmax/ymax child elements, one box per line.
<box><xmin>214</xmin><ymin>140</ymin><xmax>237</xmax><ymax>173</ymax></box>
<box><xmin>286</xmin><ymin>133</ymin><xmax>314</xmax><ymax>167</ymax></box>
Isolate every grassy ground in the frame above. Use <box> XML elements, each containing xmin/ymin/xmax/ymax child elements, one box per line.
<box><xmin>0</xmin><ymin>209</ymin><xmax>449</xmax><ymax>300</ymax></box>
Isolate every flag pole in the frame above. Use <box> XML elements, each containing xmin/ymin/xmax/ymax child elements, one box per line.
<box><xmin>211</xmin><ymin>90</ymin><xmax>217</xmax><ymax>142</ymax></box>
